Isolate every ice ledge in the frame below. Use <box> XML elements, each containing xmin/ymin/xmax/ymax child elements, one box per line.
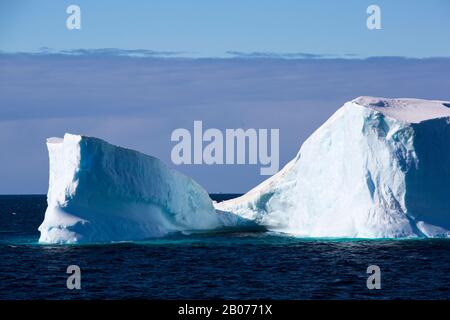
<box><xmin>46</xmin><ymin>137</ymin><xmax>64</xmax><ymax>144</ymax></box>
<box><xmin>47</xmin><ymin>133</ymin><xmax>83</xmax><ymax>145</ymax></box>
<box><xmin>352</xmin><ymin>96</ymin><xmax>450</xmax><ymax>123</ymax></box>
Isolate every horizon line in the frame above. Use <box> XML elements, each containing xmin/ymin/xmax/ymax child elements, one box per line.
<box><xmin>1</xmin><ymin>48</ymin><xmax>450</xmax><ymax>61</ymax></box>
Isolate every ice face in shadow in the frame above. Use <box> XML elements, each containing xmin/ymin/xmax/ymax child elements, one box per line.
<box><xmin>215</xmin><ymin>97</ymin><xmax>450</xmax><ymax>238</ymax></box>
<box><xmin>39</xmin><ymin>134</ymin><xmax>253</xmax><ymax>244</ymax></box>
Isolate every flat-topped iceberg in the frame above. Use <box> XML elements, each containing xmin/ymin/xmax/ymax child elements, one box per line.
<box><xmin>215</xmin><ymin>97</ymin><xmax>450</xmax><ymax>238</ymax></box>
<box><xmin>39</xmin><ymin>134</ymin><xmax>250</xmax><ymax>244</ymax></box>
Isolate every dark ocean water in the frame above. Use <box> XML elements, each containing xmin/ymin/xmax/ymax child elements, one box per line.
<box><xmin>0</xmin><ymin>195</ymin><xmax>449</xmax><ymax>300</ymax></box>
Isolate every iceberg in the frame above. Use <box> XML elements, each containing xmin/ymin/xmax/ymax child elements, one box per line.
<box><xmin>39</xmin><ymin>134</ymin><xmax>250</xmax><ymax>244</ymax></box>
<box><xmin>39</xmin><ymin>96</ymin><xmax>450</xmax><ymax>243</ymax></box>
<box><xmin>215</xmin><ymin>97</ymin><xmax>450</xmax><ymax>238</ymax></box>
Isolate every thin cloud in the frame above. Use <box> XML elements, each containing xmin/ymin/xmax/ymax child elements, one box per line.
<box><xmin>225</xmin><ymin>51</ymin><xmax>355</xmax><ymax>59</ymax></box>
<box><xmin>0</xmin><ymin>47</ymin><xmax>189</xmax><ymax>58</ymax></box>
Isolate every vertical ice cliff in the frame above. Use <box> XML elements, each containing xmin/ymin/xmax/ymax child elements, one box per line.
<box><xmin>215</xmin><ymin>97</ymin><xmax>450</xmax><ymax>238</ymax></box>
<box><xmin>39</xmin><ymin>134</ymin><xmax>225</xmax><ymax>243</ymax></box>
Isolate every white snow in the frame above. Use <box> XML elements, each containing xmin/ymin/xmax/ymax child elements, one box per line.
<box><xmin>355</xmin><ymin>96</ymin><xmax>450</xmax><ymax>123</ymax></box>
<box><xmin>39</xmin><ymin>134</ymin><xmax>250</xmax><ymax>244</ymax></box>
<box><xmin>215</xmin><ymin>96</ymin><xmax>450</xmax><ymax>238</ymax></box>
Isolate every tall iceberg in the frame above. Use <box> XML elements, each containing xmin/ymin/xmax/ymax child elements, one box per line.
<box><xmin>39</xmin><ymin>134</ymin><xmax>233</xmax><ymax>243</ymax></box>
<box><xmin>215</xmin><ymin>97</ymin><xmax>450</xmax><ymax>238</ymax></box>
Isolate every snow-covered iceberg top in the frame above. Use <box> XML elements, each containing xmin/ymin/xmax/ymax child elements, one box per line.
<box><xmin>354</xmin><ymin>96</ymin><xmax>450</xmax><ymax>123</ymax></box>
<box><xmin>39</xmin><ymin>134</ymin><xmax>250</xmax><ymax>244</ymax></box>
<box><xmin>215</xmin><ymin>96</ymin><xmax>450</xmax><ymax>238</ymax></box>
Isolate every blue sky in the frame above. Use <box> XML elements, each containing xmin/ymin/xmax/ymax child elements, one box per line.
<box><xmin>1</xmin><ymin>0</ymin><xmax>449</xmax><ymax>57</ymax></box>
<box><xmin>0</xmin><ymin>1</ymin><xmax>450</xmax><ymax>194</ymax></box>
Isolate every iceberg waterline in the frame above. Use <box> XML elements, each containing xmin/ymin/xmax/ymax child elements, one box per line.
<box><xmin>39</xmin><ymin>96</ymin><xmax>450</xmax><ymax>243</ymax></box>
